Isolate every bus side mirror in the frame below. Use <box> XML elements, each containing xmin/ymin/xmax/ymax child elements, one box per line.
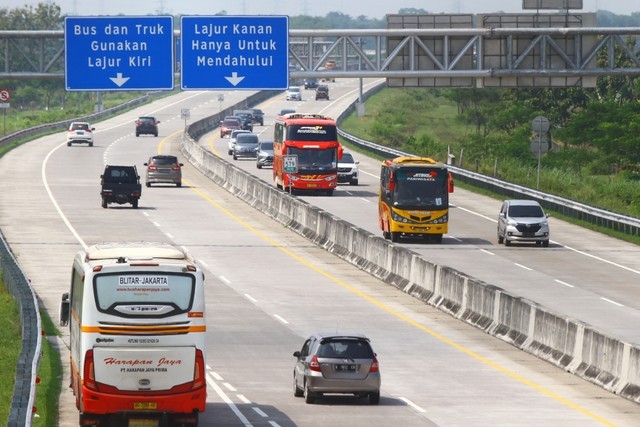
<box><xmin>59</xmin><ymin>292</ymin><xmax>70</xmax><ymax>327</ymax></box>
<box><xmin>448</xmin><ymin>173</ymin><xmax>454</xmax><ymax>193</ymax></box>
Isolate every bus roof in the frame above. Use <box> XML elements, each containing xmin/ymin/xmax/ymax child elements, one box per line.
<box><xmin>383</xmin><ymin>156</ymin><xmax>443</xmax><ymax>167</ymax></box>
<box><xmin>83</xmin><ymin>242</ymin><xmax>191</xmax><ymax>262</ymax></box>
<box><xmin>276</xmin><ymin>113</ymin><xmax>334</xmax><ymax>123</ymax></box>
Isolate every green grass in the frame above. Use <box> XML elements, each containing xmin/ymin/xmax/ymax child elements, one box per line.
<box><xmin>0</xmin><ymin>276</ymin><xmax>21</xmax><ymax>426</ymax></box>
<box><xmin>0</xmin><ymin>274</ymin><xmax>62</xmax><ymax>426</ymax></box>
<box><xmin>340</xmin><ymin>87</ymin><xmax>640</xmax><ymax>243</ymax></box>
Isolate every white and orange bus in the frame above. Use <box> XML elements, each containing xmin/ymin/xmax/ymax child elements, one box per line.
<box><xmin>273</xmin><ymin>113</ymin><xmax>343</xmax><ymax>196</ymax></box>
<box><xmin>59</xmin><ymin>242</ymin><xmax>206</xmax><ymax>427</ymax></box>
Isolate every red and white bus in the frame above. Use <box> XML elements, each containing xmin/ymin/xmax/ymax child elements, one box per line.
<box><xmin>273</xmin><ymin>113</ymin><xmax>343</xmax><ymax>195</ymax></box>
<box><xmin>59</xmin><ymin>242</ymin><xmax>206</xmax><ymax>427</ymax></box>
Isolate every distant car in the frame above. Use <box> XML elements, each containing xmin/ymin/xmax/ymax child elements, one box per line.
<box><xmin>338</xmin><ymin>152</ymin><xmax>359</xmax><ymax>185</ymax></box>
<box><xmin>497</xmin><ymin>199</ymin><xmax>550</xmax><ymax>247</ymax></box>
<box><xmin>315</xmin><ymin>85</ymin><xmax>330</xmax><ymax>100</ymax></box>
<box><xmin>293</xmin><ymin>333</ymin><xmax>381</xmax><ymax>405</ymax></box>
<box><xmin>232</xmin><ymin>133</ymin><xmax>260</xmax><ymax>160</ymax></box>
<box><xmin>304</xmin><ymin>78</ymin><xmax>319</xmax><ymax>89</ymax></box>
<box><xmin>220</xmin><ymin>117</ymin><xmax>243</xmax><ymax>138</ymax></box>
<box><xmin>286</xmin><ymin>86</ymin><xmax>302</xmax><ymax>101</ymax></box>
<box><xmin>233</xmin><ymin>110</ymin><xmax>255</xmax><ymax>131</ymax></box>
<box><xmin>228</xmin><ymin>129</ymin><xmax>251</xmax><ymax>155</ymax></box>
<box><xmin>135</xmin><ymin>116</ymin><xmax>159</xmax><ymax>137</ymax></box>
<box><xmin>279</xmin><ymin>108</ymin><xmax>296</xmax><ymax>116</ymax></box>
<box><xmin>144</xmin><ymin>155</ymin><xmax>183</xmax><ymax>187</ymax></box>
<box><xmin>323</xmin><ymin>60</ymin><xmax>337</xmax><ymax>82</ymax></box>
<box><xmin>67</xmin><ymin>122</ymin><xmax>95</xmax><ymax>147</ymax></box>
<box><xmin>251</xmin><ymin>108</ymin><xmax>265</xmax><ymax>126</ymax></box>
<box><xmin>256</xmin><ymin>140</ymin><xmax>274</xmax><ymax>169</ymax></box>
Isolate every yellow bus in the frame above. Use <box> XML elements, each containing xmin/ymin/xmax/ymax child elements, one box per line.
<box><xmin>378</xmin><ymin>157</ymin><xmax>454</xmax><ymax>243</ymax></box>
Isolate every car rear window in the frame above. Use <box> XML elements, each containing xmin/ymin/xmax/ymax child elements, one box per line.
<box><xmin>318</xmin><ymin>340</ymin><xmax>373</xmax><ymax>358</ymax></box>
<box><xmin>139</xmin><ymin>117</ymin><xmax>155</xmax><ymax>123</ymax></box>
<box><xmin>71</xmin><ymin>123</ymin><xmax>89</xmax><ymax>130</ymax></box>
<box><xmin>224</xmin><ymin>119</ymin><xmax>241</xmax><ymax>126</ymax></box>
<box><xmin>151</xmin><ymin>157</ymin><xmax>177</xmax><ymax>166</ymax></box>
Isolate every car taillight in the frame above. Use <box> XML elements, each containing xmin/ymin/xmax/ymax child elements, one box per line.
<box><xmin>309</xmin><ymin>355</ymin><xmax>321</xmax><ymax>372</ymax></box>
<box><xmin>83</xmin><ymin>350</ymin><xmax>97</xmax><ymax>390</ymax></box>
<box><xmin>148</xmin><ymin>166</ymin><xmax>158</xmax><ymax>171</ymax></box>
<box><xmin>193</xmin><ymin>349</ymin><xmax>205</xmax><ymax>389</ymax></box>
<box><xmin>369</xmin><ymin>357</ymin><xmax>379</xmax><ymax>373</ymax></box>
<box><xmin>172</xmin><ymin>165</ymin><xmax>181</xmax><ymax>171</ymax></box>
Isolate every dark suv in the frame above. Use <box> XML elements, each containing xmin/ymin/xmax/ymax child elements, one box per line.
<box><xmin>251</xmin><ymin>108</ymin><xmax>265</xmax><ymax>126</ymax></box>
<box><xmin>135</xmin><ymin>116</ymin><xmax>159</xmax><ymax>137</ymax></box>
<box><xmin>315</xmin><ymin>85</ymin><xmax>330</xmax><ymax>100</ymax></box>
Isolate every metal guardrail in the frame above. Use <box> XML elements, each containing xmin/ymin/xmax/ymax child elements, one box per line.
<box><xmin>1</xmin><ymin>230</ymin><xmax>41</xmax><ymax>427</ymax></box>
<box><xmin>335</xmin><ymin>85</ymin><xmax>640</xmax><ymax>237</ymax></box>
<box><xmin>3</xmin><ymin>81</ymin><xmax>639</xmax><ymax>425</ymax></box>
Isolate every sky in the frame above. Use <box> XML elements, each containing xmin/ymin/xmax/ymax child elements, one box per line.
<box><xmin>3</xmin><ymin>0</ymin><xmax>640</xmax><ymax>19</ymax></box>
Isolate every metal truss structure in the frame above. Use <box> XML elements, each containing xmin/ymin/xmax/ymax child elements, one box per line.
<box><xmin>2</xmin><ymin>27</ymin><xmax>640</xmax><ymax>87</ymax></box>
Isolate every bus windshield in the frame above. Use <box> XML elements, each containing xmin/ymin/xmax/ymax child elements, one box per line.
<box><xmin>94</xmin><ymin>272</ymin><xmax>195</xmax><ymax>316</ymax></box>
<box><xmin>392</xmin><ymin>168</ymin><xmax>448</xmax><ymax>209</ymax></box>
<box><xmin>288</xmin><ymin>146</ymin><xmax>337</xmax><ymax>171</ymax></box>
<box><xmin>286</xmin><ymin>124</ymin><xmax>337</xmax><ymax>141</ymax></box>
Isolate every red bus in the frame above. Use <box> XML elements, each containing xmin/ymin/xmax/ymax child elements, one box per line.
<box><xmin>273</xmin><ymin>113</ymin><xmax>343</xmax><ymax>195</ymax></box>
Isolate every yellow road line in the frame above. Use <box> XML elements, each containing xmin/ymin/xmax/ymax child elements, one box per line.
<box><xmin>157</xmin><ymin>121</ymin><xmax>616</xmax><ymax>427</ymax></box>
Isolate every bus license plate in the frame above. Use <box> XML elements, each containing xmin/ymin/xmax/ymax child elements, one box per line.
<box><xmin>307</xmin><ymin>184</ymin><xmax>317</xmax><ymax>188</ymax></box>
<box><xmin>133</xmin><ymin>402</ymin><xmax>157</xmax><ymax>410</ymax></box>
<box><xmin>129</xmin><ymin>419</ymin><xmax>159</xmax><ymax>427</ymax></box>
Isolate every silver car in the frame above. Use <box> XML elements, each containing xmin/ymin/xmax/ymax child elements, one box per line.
<box><xmin>293</xmin><ymin>333</ymin><xmax>381</xmax><ymax>405</ymax></box>
<box><xmin>497</xmin><ymin>199</ymin><xmax>550</xmax><ymax>247</ymax></box>
<box><xmin>232</xmin><ymin>133</ymin><xmax>259</xmax><ymax>160</ymax></box>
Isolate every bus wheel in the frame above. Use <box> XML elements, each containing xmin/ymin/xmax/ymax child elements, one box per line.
<box><xmin>383</xmin><ymin>231</ymin><xmax>390</xmax><ymax>240</ymax></box>
<box><xmin>390</xmin><ymin>232</ymin><xmax>400</xmax><ymax>242</ymax></box>
<box><xmin>326</xmin><ymin>189</ymin><xmax>334</xmax><ymax>196</ymax></box>
<box><xmin>433</xmin><ymin>234</ymin><xmax>443</xmax><ymax>243</ymax></box>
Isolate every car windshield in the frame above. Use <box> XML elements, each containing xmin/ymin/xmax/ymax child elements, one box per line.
<box><xmin>340</xmin><ymin>153</ymin><xmax>354</xmax><ymax>163</ymax></box>
<box><xmin>236</xmin><ymin>135</ymin><xmax>259</xmax><ymax>145</ymax></box>
<box><xmin>317</xmin><ymin>339</ymin><xmax>373</xmax><ymax>358</ymax></box>
<box><xmin>509</xmin><ymin>204</ymin><xmax>544</xmax><ymax>218</ymax></box>
<box><xmin>288</xmin><ymin>87</ymin><xmax>300</xmax><ymax>93</ymax></box>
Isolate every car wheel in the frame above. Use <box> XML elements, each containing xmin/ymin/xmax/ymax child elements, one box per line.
<box><xmin>154</xmin><ymin>133</ymin><xmax>158</xmax><ymax>137</ymax></box>
<box><xmin>391</xmin><ymin>232</ymin><xmax>400</xmax><ymax>243</ymax></box>
<box><xmin>350</xmin><ymin>179</ymin><xmax>358</xmax><ymax>185</ymax></box>
<box><xmin>176</xmin><ymin>182</ymin><xmax>182</xmax><ymax>188</ymax></box>
<box><xmin>101</xmin><ymin>198</ymin><xmax>108</xmax><ymax>209</ymax></box>
<box><xmin>136</xmin><ymin>133</ymin><xmax>139</xmax><ymax>137</ymax></box>
<box><xmin>132</xmin><ymin>200</ymin><xmax>139</xmax><ymax>209</ymax></box>
<box><xmin>293</xmin><ymin>374</ymin><xmax>303</xmax><ymax>397</ymax></box>
<box><xmin>257</xmin><ymin>164</ymin><xmax>262</xmax><ymax>169</ymax></box>
<box><xmin>89</xmin><ymin>142</ymin><xmax>93</xmax><ymax>147</ymax></box>
<box><xmin>67</xmin><ymin>142</ymin><xmax>71</xmax><ymax>146</ymax></box>
<box><xmin>233</xmin><ymin>154</ymin><xmax>238</xmax><ymax>160</ymax></box>
<box><xmin>542</xmin><ymin>240</ymin><xmax>549</xmax><ymax>247</ymax></box>
<box><xmin>146</xmin><ymin>182</ymin><xmax>151</xmax><ymax>188</ymax></box>
<box><xmin>497</xmin><ymin>232</ymin><xmax>504</xmax><ymax>244</ymax></box>
<box><xmin>369</xmin><ymin>391</ymin><xmax>380</xmax><ymax>405</ymax></box>
<box><xmin>504</xmin><ymin>238</ymin><xmax>511</xmax><ymax>246</ymax></box>
<box><xmin>304</xmin><ymin>381</ymin><xmax>315</xmax><ymax>404</ymax></box>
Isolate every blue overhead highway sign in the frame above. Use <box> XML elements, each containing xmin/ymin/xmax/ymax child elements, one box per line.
<box><xmin>180</xmin><ymin>16</ymin><xmax>289</xmax><ymax>90</ymax></box>
<box><xmin>65</xmin><ymin>16</ymin><xmax>174</xmax><ymax>91</ymax></box>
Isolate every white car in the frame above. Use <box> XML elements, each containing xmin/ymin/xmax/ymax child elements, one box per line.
<box><xmin>227</xmin><ymin>129</ymin><xmax>251</xmax><ymax>155</ymax></box>
<box><xmin>338</xmin><ymin>152</ymin><xmax>359</xmax><ymax>185</ymax></box>
<box><xmin>286</xmin><ymin>86</ymin><xmax>302</xmax><ymax>101</ymax></box>
<box><xmin>66</xmin><ymin>122</ymin><xmax>95</xmax><ymax>147</ymax></box>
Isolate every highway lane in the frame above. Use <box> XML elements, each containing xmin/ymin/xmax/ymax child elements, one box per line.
<box><xmin>206</xmin><ymin>78</ymin><xmax>640</xmax><ymax>348</ymax></box>
<box><xmin>1</xmin><ymin>87</ymin><xmax>640</xmax><ymax>426</ymax></box>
